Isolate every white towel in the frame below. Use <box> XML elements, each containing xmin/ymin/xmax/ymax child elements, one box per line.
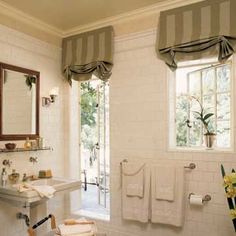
<box><xmin>155</xmin><ymin>165</ymin><xmax>175</xmax><ymax>201</ymax></box>
<box><xmin>151</xmin><ymin>166</ymin><xmax>185</xmax><ymax>227</ymax></box>
<box><xmin>58</xmin><ymin>224</ymin><xmax>92</xmax><ymax>235</ymax></box>
<box><xmin>57</xmin><ymin>218</ymin><xmax>97</xmax><ymax>236</ymax></box>
<box><xmin>30</xmin><ymin>185</ymin><xmax>56</xmax><ymax>198</ymax></box>
<box><xmin>122</xmin><ymin>162</ymin><xmax>145</xmax><ymax>197</ymax></box>
<box><xmin>122</xmin><ymin>162</ymin><xmax>150</xmax><ymax>223</ymax></box>
<box><xmin>55</xmin><ymin>232</ymin><xmax>94</xmax><ymax>236</ymax></box>
<box><xmin>14</xmin><ymin>183</ymin><xmax>56</xmax><ymax>198</ymax></box>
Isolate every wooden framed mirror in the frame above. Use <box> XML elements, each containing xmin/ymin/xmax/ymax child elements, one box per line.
<box><xmin>0</xmin><ymin>62</ymin><xmax>40</xmax><ymax>140</ymax></box>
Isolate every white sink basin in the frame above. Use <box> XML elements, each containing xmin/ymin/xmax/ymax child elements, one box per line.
<box><xmin>0</xmin><ymin>177</ymin><xmax>81</xmax><ymax>204</ymax></box>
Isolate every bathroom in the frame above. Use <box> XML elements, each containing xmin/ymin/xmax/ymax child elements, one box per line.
<box><xmin>0</xmin><ymin>0</ymin><xmax>235</xmax><ymax>235</ymax></box>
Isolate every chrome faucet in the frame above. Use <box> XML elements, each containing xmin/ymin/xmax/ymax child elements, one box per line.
<box><xmin>22</xmin><ymin>173</ymin><xmax>33</xmax><ymax>182</ymax></box>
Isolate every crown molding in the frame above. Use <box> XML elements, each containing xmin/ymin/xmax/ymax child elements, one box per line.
<box><xmin>0</xmin><ymin>0</ymin><xmax>204</xmax><ymax>40</ymax></box>
<box><xmin>0</xmin><ymin>0</ymin><xmax>63</xmax><ymax>37</ymax></box>
<box><xmin>115</xmin><ymin>28</ymin><xmax>156</xmax><ymax>42</ymax></box>
<box><xmin>63</xmin><ymin>0</ymin><xmax>203</xmax><ymax>37</ymax></box>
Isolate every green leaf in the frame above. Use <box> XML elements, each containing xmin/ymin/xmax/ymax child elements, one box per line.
<box><xmin>203</xmin><ymin>113</ymin><xmax>214</xmax><ymax>121</ymax></box>
<box><xmin>192</xmin><ymin>111</ymin><xmax>201</xmax><ymax>116</ymax></box>
<box><xmin>221</xmin><ymin>164</ymin><xmax>225</xmax><ymax>177</ymax></box>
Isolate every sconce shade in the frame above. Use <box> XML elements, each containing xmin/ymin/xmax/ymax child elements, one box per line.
<box><xmin>49</xmin><ymin>87</ymin><xmax>59</xmax><ymax>96</ymax></box>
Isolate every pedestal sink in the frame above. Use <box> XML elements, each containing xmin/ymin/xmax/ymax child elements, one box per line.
<box><xmin>0</xmin><ymin>177</ymin><xmax>81</xmax><ymax>205</ymax></box>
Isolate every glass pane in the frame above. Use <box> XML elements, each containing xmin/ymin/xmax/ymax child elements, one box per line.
<box><xmin>217</xmin><ymin>65</ymin><xmax>230</xmax><ymax>92</ymax></box>
<box><xmin>202</xmin><ymin>95</ymin><xmax>214</xmax><ymax>114</ymax></box>
<box><xmin>189</xmin><ymin>95</ymin><xmax>201</xmax><ymax>113</ymax></box>
<box><xmin>217</xmin><ymin>120</ymin><xmax>230</xmax><ymax>148</ymax></box>
<box><xmin>217</xmin><ymin>93</ymin><xmax>230</xmax><ymax>120</ymax></box>
<box><xmin>189</xmin><ymin>121</ymin><xmax>202</xmax><ymax>146</ymax></box>
<box><xmin>176</xmin><ymin>95</ymin><xmax>188</xmax><ymax>111</ymax></box>
<box><xmin>189</xmin><ymin>71</ymin><xmax>201</xmax><ymax>95</ymax></box>
<box><xmin>176</xmin><ymin>108</ymin><xmax>188</xmax><ymax>146</ymax></box>
<box><xmin>202</xmin><ymin>68</ymin><xmax>215</xmax><ymax>94</ymax></box>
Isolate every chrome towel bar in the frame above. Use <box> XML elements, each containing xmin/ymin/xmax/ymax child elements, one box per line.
<box><xmin>120</xmin><ymin>159</ymin><xmax>196</xmax><ymax>170</ymax></box>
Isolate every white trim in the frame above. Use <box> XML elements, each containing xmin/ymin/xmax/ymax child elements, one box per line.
<box><xmin>0</xmin><ymin>0</ymin><xmax>62</xmax><ymax>37</ymax></box>
<box><xmin>168</xmin><ymin>147</ymin><xmax>235</xmax><ymax>154</ymax></box>
<box><xmin>0</xmin><ymin>0</ymin><xmax>205</xmax><ymax>39</ymax></box>
<box><xmin>63</xmin><ymin>0</ymin><xmax>204</xmax><ymax>37</ymax></box>
<box><xmin>115</xmin><ymin>28</ymin><xmax>156</xmax><ymax>42</ymax></box>
<box><xmin>169</xmin><ymin>60</ymin><xmax>235</xmax><ymax>151</ymax></box>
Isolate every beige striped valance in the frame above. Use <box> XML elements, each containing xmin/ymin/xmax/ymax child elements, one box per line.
<box><xmin>156</xmin><ymin>0</ymin><xmax>236</xmax><ymax>70</ymax></box>
<box><xmin>62</xmin><ymin>26</ymin><xmax>114</xmax><ymax>85</ymax></box>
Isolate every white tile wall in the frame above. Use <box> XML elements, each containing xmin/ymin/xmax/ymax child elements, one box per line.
<box><xmin>0</xmin><ymin>19</ymin><xmax>235</xmax><ymax>236</ymax></box>
<box><xmin>0</xmin><ymin>24</ymin><xmax>68</xmax><ymax>236</ymax></box>
<box><xmin>94</xmin><ymin>29</ymin><xmax>236</xmax><ymax>236</ymax></box>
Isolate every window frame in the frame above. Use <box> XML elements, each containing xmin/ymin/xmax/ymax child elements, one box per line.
<box><xmin>168</xmin><ymin>57</ymin><xmax>235</xmax><ymax>152</ymax></box>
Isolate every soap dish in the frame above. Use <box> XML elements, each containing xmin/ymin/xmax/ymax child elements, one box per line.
<box><xmin>38</xmin><ymin>170</ymin><xmax>52</xmax><ymax>178</ymax></box>
<box><xmin>5</xmin><ymin>143</ymin><xmax>16</xmax><ymax>150</ymax></box>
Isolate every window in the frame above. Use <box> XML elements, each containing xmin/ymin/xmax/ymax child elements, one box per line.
<box><xmin>171</xmin><ymin>59</ymin><xmax>233</xmax><ymax>150</ymax></box>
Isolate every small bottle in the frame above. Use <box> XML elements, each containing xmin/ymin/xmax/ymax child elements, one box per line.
<box><xmin>1</xmin><ymin>168</ymin><xmax>7</xmax><ymax>186</ymax></box>
<box><xmin>37</xmin><ymin>137</ymin><xmax>44</xmax><ymax>148</ymax></box>
<box><xmin>24</xmin><ymin>137</ymin><xmax>31</xmax><ymax>149</ymax></box>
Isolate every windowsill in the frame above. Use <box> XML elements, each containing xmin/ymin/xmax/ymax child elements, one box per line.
<box><xmin>168</xmin><ymin>147</ymin><xmax>235</xmax><ymax>154</ymax></box>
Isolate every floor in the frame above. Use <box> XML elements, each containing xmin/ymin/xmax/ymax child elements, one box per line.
<box><xmin>78</xmin><ymin>184</ymin><xmax>110</xmax><ymax>221</ymax></box>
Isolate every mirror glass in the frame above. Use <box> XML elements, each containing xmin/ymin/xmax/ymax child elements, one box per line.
<box><xmin>0</xmin><ymin>63</ymin><xmax>39</xmax><ymax>140</ymax></box>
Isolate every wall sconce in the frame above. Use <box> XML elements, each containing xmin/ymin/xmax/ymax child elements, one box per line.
<box><xmin>42</xmin><ymin>87</ymin><xmax>59</xmax><ymax>107</ymax></box>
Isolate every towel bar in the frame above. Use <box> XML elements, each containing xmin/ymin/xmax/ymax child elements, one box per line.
<box><xmin>120</xmin><ymin>160</ymin><xmax>196</xmax><ymax>170</ymax></box>
<box><xmin>184</xmin><ymin>163</ymin><xmax>196</xmax><ymax>169</ymax></box>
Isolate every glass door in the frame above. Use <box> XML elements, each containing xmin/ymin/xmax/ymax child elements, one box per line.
<box><xmin>97</xmin><ymin>82</ymin><xmax>109</xmax><ymax>208</ymax></box>
<box><xmin>80</xmin><ymin>79</ymin><xmax>110</xmax><ymax>215</ymax></box>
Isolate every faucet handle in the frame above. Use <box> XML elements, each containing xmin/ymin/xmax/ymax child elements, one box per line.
<box><xmin>29</xmin><ymin>156</ymin><xmax>38</xmax><ymax>164</ymax></box>
<box><xmin>2</xmin><ymin>159</ymin><xmax>12</xmax><ymax>167</ymax></box>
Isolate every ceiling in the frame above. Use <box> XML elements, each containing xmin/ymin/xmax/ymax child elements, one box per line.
<box><xmin>1</xmin><ymin>0</ymin><xmax>164</xmax><ymax>31</ymax></box>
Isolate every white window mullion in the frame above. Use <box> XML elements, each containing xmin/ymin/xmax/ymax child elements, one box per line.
<box><xmin>174</xmin><ymin>60</ymin><xmax>232</xmax><ymax>150</ymax></box>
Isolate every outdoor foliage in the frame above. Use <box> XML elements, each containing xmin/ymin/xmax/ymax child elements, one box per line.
<box><xmin>176</xmin><ymin>64</ymin><xmax>231</xmax><ymax>148</ymax></box>
<box><xmin>80</xmin><ymin>82</ymin><xmax>97</xmax><ymax>127</ymax></box>
<box><xmin>80</xmin><ymin>82</ymin><xmax>98</xmax><ymax>165</ymax></box>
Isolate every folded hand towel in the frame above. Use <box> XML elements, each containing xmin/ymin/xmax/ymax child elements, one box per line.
<box><xmin>31</xmin><ymin>185</ymin><xmax>56</xmax><ymax>198</ymax></box>
<box><xmin>155</xmin><ymin>165</ymin><xmax>175</xmax><ymax>201</ymax></box>
<box><xmin>122</xmin><ymin>162</ymin><xmax>150</xmax><ymax>223</ymax></box>
<box><xmin>122</xmin><ymin>163</ymin><xmax>145</xmax><ymax>197</ymax></box>
<box><xmin>54</xmin><ymin>230</ymin><xmax>94</xmax><ymax>236</ymax></box>
<box><xmin>23</xmin><ymin>183</ymin><xmax>56</xmax><ymax>198</ymax></box>
<box><xmin>13</xmin><ymin>183</ymin><xmax>30</xmax><ymax>192</ymax></box>
<box><xmin>58</xmin><ymin>224</ymin><xmax>92</xmax><ymax>235</ymax></box>
<box><xmin>58</xmin><ymin>218</ymin><xmax>97</xmax><ymax>236</ymax></box>
<box><xmin>151</xmin><ymin>166</ymin><xmax>185</xmax><ymax>227</ymax></box>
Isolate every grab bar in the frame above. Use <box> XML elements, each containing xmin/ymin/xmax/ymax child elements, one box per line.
<box><xmin>27</xmin><ymin>214</ymin><xmax>56</xmax><ymax>236</ymax></box>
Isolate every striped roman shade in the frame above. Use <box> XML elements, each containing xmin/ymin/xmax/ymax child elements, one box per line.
<box><xmin>62</xmin><ymin>26</ymin><xmax>114</xmax><ymax>85</ymax></box>
<box><xmin>156</xmin><ymin>0</ymin><xmax>236</xmax><ymax>70</ymax></box>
